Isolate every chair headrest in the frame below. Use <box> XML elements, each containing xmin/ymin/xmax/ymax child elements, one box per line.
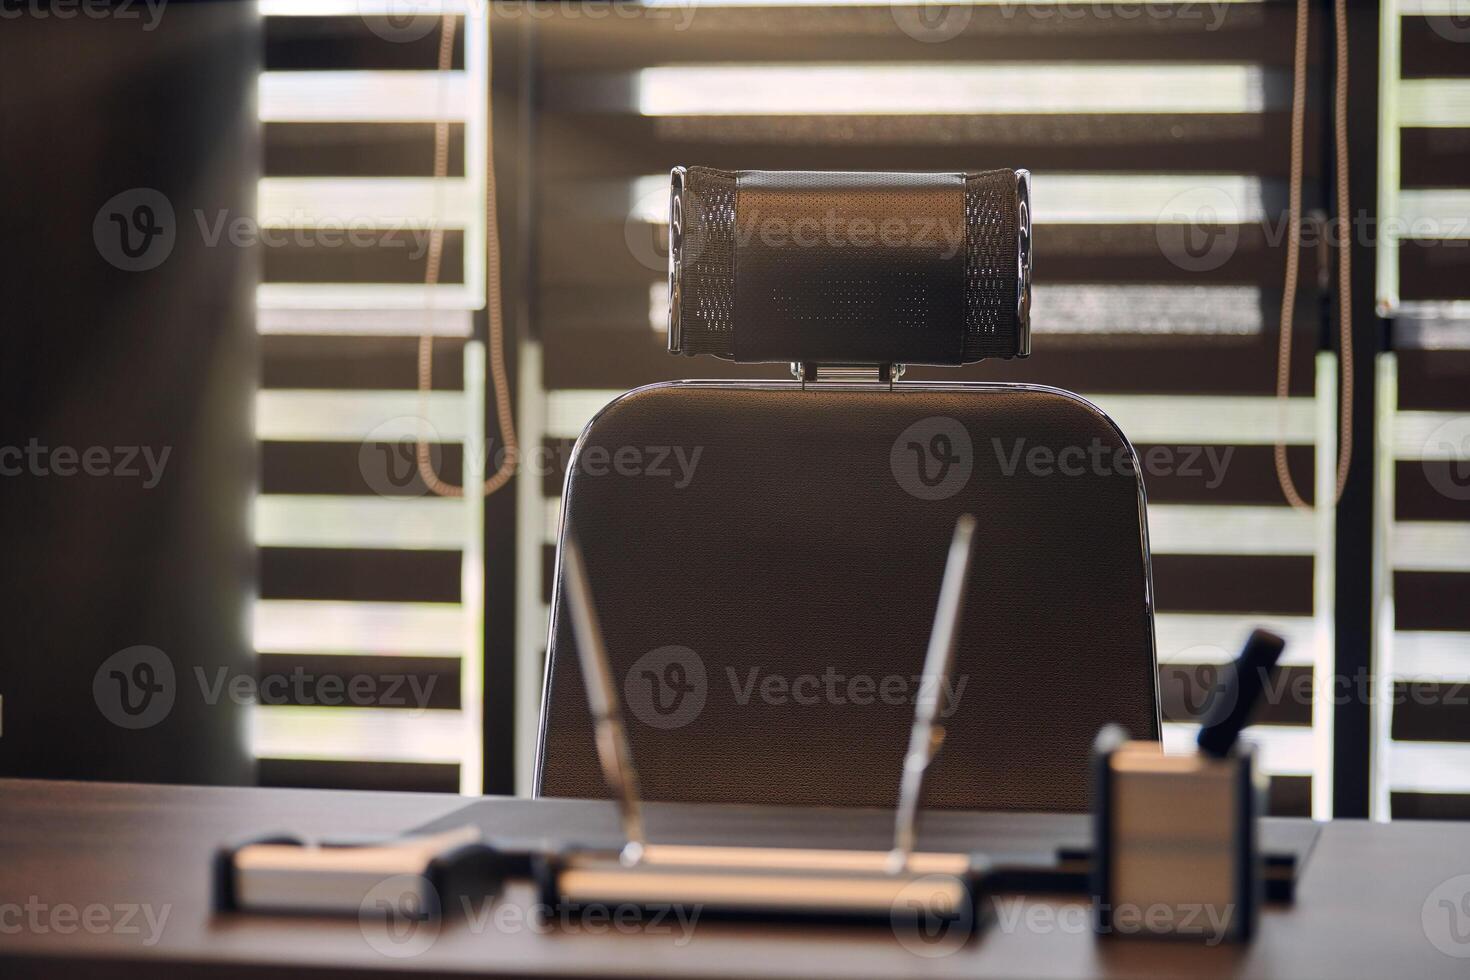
<box><xmin>667</xmin><ymin>167</ymin><xmax>1031</xmax><ymax>366</ymax></box>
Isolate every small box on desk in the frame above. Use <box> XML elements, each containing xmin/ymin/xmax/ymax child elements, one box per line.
<box><xmin>1092</xmin><ymin>730</ymin><xmax>1264</xmax><ymax>944</ymax></box>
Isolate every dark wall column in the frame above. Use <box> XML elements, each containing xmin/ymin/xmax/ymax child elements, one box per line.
<box><xmin>0</xmin><ymin>0</ymin><xmax>260</xmax><ymax>785</ymax></box>
<box><xmin>1331</xmin><ymin>0</ymin><xmax>1381</xmax><ymax>819</ymax></box>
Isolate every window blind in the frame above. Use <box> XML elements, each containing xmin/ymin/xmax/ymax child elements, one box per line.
<box><xmin>1375</xmin><ymin>0</ymin><xmax>1470</xmax><ymax>820</ymax></box>
<box><xmin>253</xmin><ymin>1</ymin><xmax>489</xmax><ymax>795</ymax></box>
<box><xmin>520</xmin><ymin>0</ymin><xmax>1338</xmax><ymax>815</ymax></box>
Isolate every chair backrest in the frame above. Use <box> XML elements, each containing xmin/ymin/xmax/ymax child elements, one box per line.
<box><xmin>535</xmin><ymin>169</ymin><xmax>1159</xmax><ymax>812</ymax></box>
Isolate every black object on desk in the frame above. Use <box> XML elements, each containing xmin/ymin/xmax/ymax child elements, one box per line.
<box><xmin>1197</xmin><ymin>628</ymin><xmax>1289</xmax><ymax>758</ymax></box>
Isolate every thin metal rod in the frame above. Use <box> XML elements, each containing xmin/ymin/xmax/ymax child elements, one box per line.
<box><xmin>561</xmin><ymin>535</ymin><xmax>647</xmax><ymax>863</ymax></box>
<box><xmin>888</xmin><ymin>514</ymin><xmax>978</xmax><ymax>873</ymax></box>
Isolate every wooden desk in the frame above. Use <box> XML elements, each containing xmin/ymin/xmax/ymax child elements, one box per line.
<box><xmin>2</xmin><ymin>778</ymin><xmax>1469</xmax><ymax>978</ymax></box>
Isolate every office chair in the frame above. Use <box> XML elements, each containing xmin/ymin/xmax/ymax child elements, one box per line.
<box><xmin>535</xmin><ymin>168</ymin><xmax>1159</xmax><ymax>812</ymax></box>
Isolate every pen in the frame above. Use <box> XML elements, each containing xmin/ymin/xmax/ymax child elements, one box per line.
<box><xmin>562</xmin><ymin>535</ymin><xmax>648</xmax><ymax>865</ymax></box>
<box><xmin>1196</xmin><ymin>628</ymin><xmax>1288</xmax><ymax>759</ymax></box>
<box><xmin>888</xmin><ymin>514</ymin><xmax>978</xmax><ymax>874</ymax></box>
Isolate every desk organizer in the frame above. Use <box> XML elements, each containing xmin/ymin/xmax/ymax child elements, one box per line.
<box><xmin>1091</xmin><ymin>728</ymin><xmax>1263</xmax><ymax>943</ymax></box>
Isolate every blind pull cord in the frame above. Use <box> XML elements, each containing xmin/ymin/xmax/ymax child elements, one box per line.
<box><xmin>1275</xmin><ymin>0</ymin><xmax>1354</xmax><ymax>511</ymax></box>
<box><xmin>419</xmin><ymin>13</ymin><xmax>519</xmax><ymax>498</ymax></box>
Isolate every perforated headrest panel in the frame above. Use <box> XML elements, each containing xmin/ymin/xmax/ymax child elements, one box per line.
<box><xmin>670</xmin><ymin>167</ymin><xmax>1030</xmax><ymax>365</ymax></box>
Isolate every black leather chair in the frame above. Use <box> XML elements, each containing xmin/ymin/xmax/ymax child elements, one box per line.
<box><xmin>535</xmin><ymin>168</ymin><xmax>1159</xmax><ymax>812</ymax></box>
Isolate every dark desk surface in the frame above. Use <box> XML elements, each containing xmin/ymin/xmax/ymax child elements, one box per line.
<box><xmin>2</xmin><ymin>778</ymin><xmax>1469</xmax><ymax>978</ymax></box>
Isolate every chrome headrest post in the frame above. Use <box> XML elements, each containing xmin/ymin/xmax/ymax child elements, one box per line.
<box><xmin>667</xmin><ymin>166</ymin><xmax>687</xmax><ymax>356</ymax></box>
<box><xmin>1015</xmin><ymin>168</ymin><xmax>1033</xmax><ymax>358</ymax></box>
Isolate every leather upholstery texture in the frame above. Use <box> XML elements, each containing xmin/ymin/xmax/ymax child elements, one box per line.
<box><xmin>536</xmin><ymin>382</ymin><xmax>1159</xmax><ymax>812</ymax></box>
